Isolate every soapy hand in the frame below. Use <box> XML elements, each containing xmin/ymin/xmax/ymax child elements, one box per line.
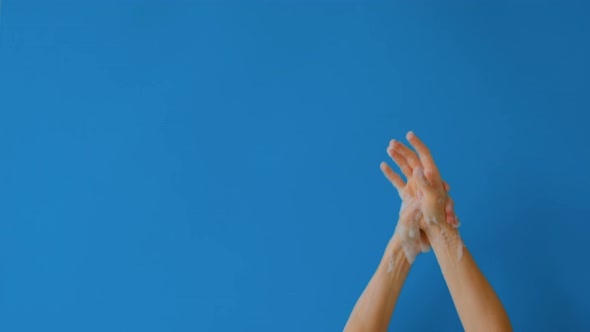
<box><xmin>380</xmin><ymin>131</ymin><xmax>459</xmax><ymax>263</ymax></box>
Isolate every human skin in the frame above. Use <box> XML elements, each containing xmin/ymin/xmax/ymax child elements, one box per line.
<box><xmin>344</xmin><ymin>132</ymin><xmax>512</xmax><ymax>332</ymax></box>
<box><xmin>342</xmin><ymin>234</ymin><xmax>413</xmax><ymax>332</ymax></box>
<box><xmin>398</xmin><ymin>131</ymin><xmax>512</xmax><ymax>332</ymax></box>
<box><xmin>343</xmin><ymin>135</ymin><xmax>455</xmax><ymax>332</ymax></box>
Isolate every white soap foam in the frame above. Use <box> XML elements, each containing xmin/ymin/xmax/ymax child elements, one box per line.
<box><xmin>426</xmin><ymin>215</ymin><xmax>438</xmax><ymax>225</ymax></box>
<box><xmin>392</xmin><ymin>179</ymin><xmax>463</xmax><ymax>265</ymax></box>
<box><xmin>401</xmin><ymin>243</ymin><xmax>418</xmax><ymax>264</ymax></box>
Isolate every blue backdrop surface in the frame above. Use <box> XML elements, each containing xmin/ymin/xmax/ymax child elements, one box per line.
<box><xmin>1</xmin><ymin>1</ymin><xmax>589</xmax><ymax>331</ymax></box>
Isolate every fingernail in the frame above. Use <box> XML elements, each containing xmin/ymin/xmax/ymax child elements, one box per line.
<box><xmin>446</xmin><ymin>213</ymin><xmax>453</xmax><ymax>223</ymax></box>
<box><xmin>406</xmin><ymin>131</ymin><xmax>415</xmax><ymax>139</ymax></box>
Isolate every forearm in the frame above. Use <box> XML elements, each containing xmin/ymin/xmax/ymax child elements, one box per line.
<box><xmin>426</xmin><ymin>224</ymin><xmax>512</xmax><ymax>332</ymax></box>
<box><xmin>344</xmin><ymin>235</ymin><xmax>411</xmax><ymax>332</ymax></box>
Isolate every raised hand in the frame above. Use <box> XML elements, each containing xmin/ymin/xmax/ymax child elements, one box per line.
<box><xmin>386</xmin><ymin>132</ymin><xmax>512</xmax><ymax>331</ymax></box>
<box><xmin>380</xmin><ymin>131</ymin><xmax>459</xmax><ymax>263</ymax></box>
<box><xmin>348</xmin><ymin>132</ymin><xmax>511</xmax><ymax>332</ymax></box>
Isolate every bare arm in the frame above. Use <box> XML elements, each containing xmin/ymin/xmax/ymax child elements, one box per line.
<box><xmin>343</xmin><ymin>236</ymin><xmax>411</xmax><ymax>332</ymax></box>
<box><xmin>394</xmin><ymin>131</ymin><xmax>512</xmax><ymax>332</ymax></box>
<box><xmin>424</xmin><ymin>220</ymin><xmax>512</xmax><ymax>331</ymax></box>
<box><xmin>344</xmin><ymin>134</ymin><xmax>457</xmax><ymax>331</ymax></box>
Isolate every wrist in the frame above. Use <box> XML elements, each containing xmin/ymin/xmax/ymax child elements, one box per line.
<box><xmin>423</xmin><ymin>222</ymin><xmax>443</xmax><ymax>240</ymax></box>
<box><xmin>424</xmin><ymin>222</ymin><xmax>465</xmax><ymax>261</ymax></box>
<box><xmin>387</xmin><ymin>235</ymin><xmax>404</xmax><ymax>255</ymax></box>
<box><xmin>423</xmin><ymin>212</ymin><xmax>456</xmax><ymax>238</ymax></box>
<box><xmin>384</xmin><ymin>236</ymin><xmax>412</xmax><ymax>272</ymax></box>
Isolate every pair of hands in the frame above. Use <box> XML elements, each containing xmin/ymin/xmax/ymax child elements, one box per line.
<box><xmin>380</xmin><ymin>131</ymin><xmax>460</xmax><ymax>263</ymax></box>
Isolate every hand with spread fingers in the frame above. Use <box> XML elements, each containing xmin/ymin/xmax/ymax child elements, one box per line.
<box><xmin>379</xmin><ymin>131</ymin><xmax>459</xmax><ymax>263</ymax></box>
<box><xmin>344</xmin><ymin>132</ymin><xmax>512</xmax><ymax>332</ymax></box>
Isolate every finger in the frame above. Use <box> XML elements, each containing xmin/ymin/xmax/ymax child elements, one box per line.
<box><xmin>405</xmin><ymin>131</ymin><xmax>441</xmax><ymax>179</ymax></box>
<box><xmin>446</xmin><ymin>211</ymin><xmax>455</xmax><ymax>224</ymax></box>
<box><xmin>387</xmin><ymin>147</ymin><xmax>413</xmax><ymax>179</ymax></box>
<box><xmin>445</xmin><ymin>196</ymin><xmax>454</xmax><ymax>213</ymax></box>
<box><xmin>390</xmin><ymin>139</ymin><xmax>421</xmax><ymax>170</ymax></box>
<box><xmin>413</xmin><ymin>165</ymin><xmax>431</xmax><ymax>187</ymax></box>
<box><xmin>445</xmin><ymin>196</ymin><xmax>455</xmax><ymax>224</ymax></box>
<box><xmin>380</xmin><ymin>162</ymin><xmax>405</xmax><ymax>191</ymax></box>
<box><xmin>443</xmin><ymin>181</ymin><xmax>451</xmax><ymax>192</ymax></box>
<box><xmin>445</xmin><ymin>209</ymin><xmax>460</xmax><ymax>227</ymax></box>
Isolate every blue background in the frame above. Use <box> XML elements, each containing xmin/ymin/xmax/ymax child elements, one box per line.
<box><xmin>1</xmin><ymin>1</ymin><xmax>589</xmax><ymax>331</ymax></box>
